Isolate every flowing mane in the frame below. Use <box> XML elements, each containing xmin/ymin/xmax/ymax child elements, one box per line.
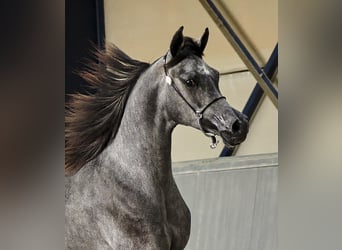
<box><xmin>65</xmin><ymin>44</ymin><xmax>150</xmax><ymax>176</ymax></box>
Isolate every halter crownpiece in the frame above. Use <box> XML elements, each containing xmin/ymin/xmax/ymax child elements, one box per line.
<box><xmin>163</xmin><ymin>52</ymin><xmax>226</xmax><ymax>149</ymax></box>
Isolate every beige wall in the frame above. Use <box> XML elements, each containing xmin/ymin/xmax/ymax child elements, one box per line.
<box><xmin>104</xmin><ymin>0</ymin><xmax>278</xmax><ymax>161</ymax></box>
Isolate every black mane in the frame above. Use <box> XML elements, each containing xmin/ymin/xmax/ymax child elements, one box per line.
<box><xmin>65</xmin><ymin>44</ymin><xmax>150</xmax><ymax>175</ymax></box>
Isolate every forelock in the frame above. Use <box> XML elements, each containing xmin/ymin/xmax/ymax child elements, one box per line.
<box><xmin>165</xmin><ymin>37</ymin><xmax>203</xmax><ymax>69</ymax></box>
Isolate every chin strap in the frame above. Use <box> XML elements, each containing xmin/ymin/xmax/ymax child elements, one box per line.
<box><xmin>164</xmin><ymin>53</ymin><xmax>226</xmax><ymax>149</ymax></box>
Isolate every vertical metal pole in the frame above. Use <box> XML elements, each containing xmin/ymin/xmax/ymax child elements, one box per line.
<box><xmin>199</xmin><ymin>0</ymin><xmax>278</xmax><ymax>108</ymax></box>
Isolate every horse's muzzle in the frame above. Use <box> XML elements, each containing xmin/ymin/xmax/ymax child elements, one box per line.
<box><xmin>201</xmin><ymin>107</ymin><xmax>249</xmax><ymax>147</ymax></box>
<box><xmin>217</xmin><ymin>109</ymin><xmax>249</xmax><ymax>147</ymax></box>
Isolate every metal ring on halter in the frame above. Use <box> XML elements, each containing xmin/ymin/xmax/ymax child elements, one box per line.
<box><xmin>210</xmin><ymin>137</ymin><xmax>218</xmax><ymax>149</ymax></box>
<box><xmin>195</xmin><ymin>111</ymin><xmax>203</xmax><ymax>119</ymax></box>
<box><xmin>197</xmin><ymin>115</ymin><xmax>219</xmax><ymax>149</ymax></box>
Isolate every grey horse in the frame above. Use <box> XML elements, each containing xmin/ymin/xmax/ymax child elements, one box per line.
<box><xmin>65</xmin><ymin>26</ymin><xmax>248</xmax><ymax>249</ymax></box>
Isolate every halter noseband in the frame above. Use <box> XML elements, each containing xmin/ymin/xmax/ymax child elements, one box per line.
<box><xmin>163</xmin><ymin>53</ymin><xmax>226</xmax><ymax>149</ymax></box>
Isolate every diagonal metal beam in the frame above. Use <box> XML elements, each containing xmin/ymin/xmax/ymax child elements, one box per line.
<box><xmin>199</xmin><ymin>0</ymin><xmax>278</xmax><ymax>108</ymax></box>
<box><xmin>220</xmin><ymin>44</ymin><xmax>278</xmax><ymax>157</ymax></box>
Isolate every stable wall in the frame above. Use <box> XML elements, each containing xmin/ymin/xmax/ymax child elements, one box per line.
<box><xmin>173</xmin><ymin>153</ymin><xmax>278</xmax><ymax>250</ymax></box>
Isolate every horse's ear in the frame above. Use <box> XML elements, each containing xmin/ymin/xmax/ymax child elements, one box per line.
<box><xmin>170</xmin><ymin>26</ymin><xmax>184</xmax><ymax>57</ymax></box>
<box><xmin>199</xmin><ymin>28</ymin><xmax>209</xmax><ymax>53</ymax></box>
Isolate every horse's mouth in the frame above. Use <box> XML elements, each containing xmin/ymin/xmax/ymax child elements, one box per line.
<box><xmin>200</xmin><ymin>116</ymin><xmax>249</xmax><ymax>148</ymax></box>
<box><xmin>220</xmin><ymin>132</ymin><xmax>247</xmax><ymax>149</ymax></box>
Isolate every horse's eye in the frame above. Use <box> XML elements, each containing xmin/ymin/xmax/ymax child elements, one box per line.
<box><xmin>185</xmin><ymin>79</ymin><xmax>196</xmax><ymax>87</ymax></box>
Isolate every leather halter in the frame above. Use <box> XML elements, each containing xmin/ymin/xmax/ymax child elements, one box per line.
<box><xmin>163</xmin><ymin>53</ymin><xmax>226</xmax><ymax>149</ymax></box>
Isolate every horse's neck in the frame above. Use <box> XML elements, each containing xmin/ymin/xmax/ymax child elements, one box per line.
<box><xmin>99</xmin><ymin>59</ymin><xmax>175</xmax><ymax>183</ymax></box>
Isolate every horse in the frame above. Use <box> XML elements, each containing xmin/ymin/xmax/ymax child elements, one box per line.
<box><xmin>65</xmin><ymin>26</ymin><xmax>249</xmax><ymax>249</ymax></box>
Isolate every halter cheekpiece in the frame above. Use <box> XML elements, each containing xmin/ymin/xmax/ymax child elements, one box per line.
<box><xmin>163</xmin><ymin>52</ymin><xmax>226</xmax><ymax>149</ymax></box>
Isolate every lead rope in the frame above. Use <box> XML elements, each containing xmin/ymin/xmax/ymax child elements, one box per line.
<box><xmin>163</xmin><ymin>53</ymin><xmax>226</xmax><ymax>149</ymax></box>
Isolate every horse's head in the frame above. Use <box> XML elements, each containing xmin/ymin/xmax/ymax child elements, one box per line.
<box><xmin>164</xmin><ymin>26</ymin><xmax>248</xmax><ymax>148</ymax></box>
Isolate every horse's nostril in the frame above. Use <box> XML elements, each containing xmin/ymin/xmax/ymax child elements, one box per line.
<box><xmin>232</xmin><ymin>120</ymin><xmax>240</xmax><ymax>134</ymax></box>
